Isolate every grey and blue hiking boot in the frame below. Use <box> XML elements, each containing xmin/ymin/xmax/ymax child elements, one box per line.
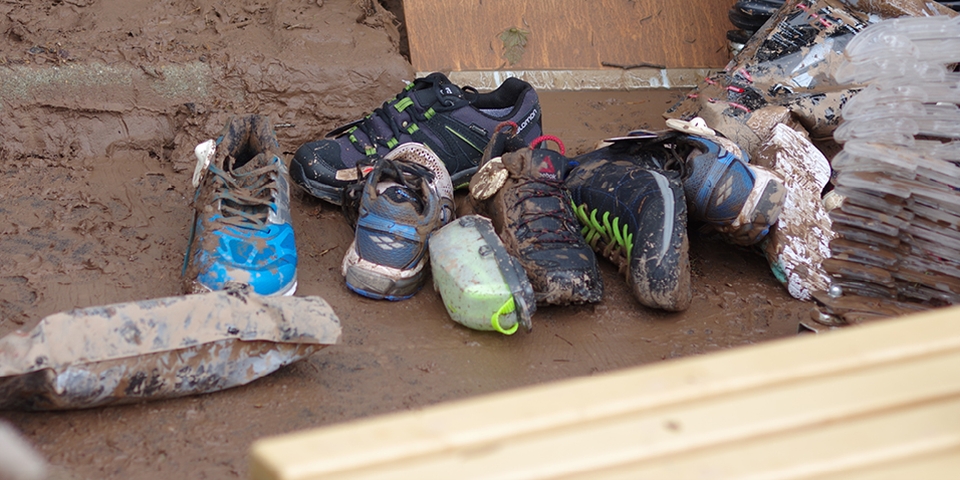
<box><xmin>341</xmin><ymin>148</ymin><xmax>452</xmax><ymax>301</ymax></box>
<box><xmin>567</xmin><ymin>136</ymin><xmax>691</xmax><ymax>312</ymax></box>
<box><xmin>183</xmin><ymin>115</ymin><xmax>298</xmax><ymax>296</ymax></box>
<box><xmin>677</xmin><ymin>134</ymin><xmax>784</xmax><ymax>246</ymax></box>
<box><xmin>470</xmin><ymin>126</ymin><xmax>603</xmax><ymax>306</ymax></box>
<box><xmin>291</xmin><ymin>72</ymin><xmax>542</xmax><ymax>205</ymax></box>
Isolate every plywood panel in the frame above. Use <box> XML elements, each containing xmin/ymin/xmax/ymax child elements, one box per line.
<box><xmin>250</xmin><ymin>305</ymin><xmax>960</xmax><ymax>480</ymax></box>
<box><xmin>404</xmin><ymin>0</ymin><xmax>738</xmax><ymax>72</ymax></box>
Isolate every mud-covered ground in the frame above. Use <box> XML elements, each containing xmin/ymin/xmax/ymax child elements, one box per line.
<box><xmin>0</xmin><ymin>1</ymin><xmax>811</xmax><ymax>478</ymax></box>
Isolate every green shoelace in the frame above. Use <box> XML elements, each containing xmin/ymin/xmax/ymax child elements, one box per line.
<box><xmin>573</xmin><ymin>201</ymin><xmax>633</xmax><ymax>267</ymax></box>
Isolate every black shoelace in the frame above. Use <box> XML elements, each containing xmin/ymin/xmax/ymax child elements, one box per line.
<box><xmin>208</xmin><ymin>159</ymin><xmax>277</xmax><ymax>231</ymax></box>
<box><xmin>341</xmin><ymin>157</ymin><xmax>436</xmax><ymax>226</ymax></box>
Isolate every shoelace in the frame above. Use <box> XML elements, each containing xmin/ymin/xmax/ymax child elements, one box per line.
<box><xmin>511</xmin><ymin>178</ymin><xmax>581</xmax><ymax>245</ymax></box>
<box><xmin>574</xmin><ymin>203</ymin><xmax>634</xmax><ymax>271</ymax></box>
<box><xmin>207</xmin><ymin>161</ymin><xmax>277</xmax><ymax>231</ymax></box>
<box><xmin>342</xmin><ymin>157</ymin><xmax>436</xmax><ymax>225</ymax></box>
<box><xmin>347</xmin><ymin>76</ymin><xmax>479</xmax><ymax>156</ymax></box>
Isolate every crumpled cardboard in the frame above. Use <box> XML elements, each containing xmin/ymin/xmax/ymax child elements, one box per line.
<box><xmin>0</xmin><ymin>285</ymin><xmax>341</xmax><ymax>411</ymax></box>
<box><xmin>756</xmin><ymin>123</ymin><xmax>835</xmax><ymax>300</ymax></box>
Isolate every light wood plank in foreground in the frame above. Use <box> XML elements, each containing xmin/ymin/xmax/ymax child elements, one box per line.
<box><xmin>250</xmin><ymin>306</ymin><xmax>960</xmax><ymax>480</ymax></box>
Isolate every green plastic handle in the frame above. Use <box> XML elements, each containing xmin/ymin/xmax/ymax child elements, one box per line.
<box><xmin>491</xmin><ymin>297</ymin><xmax>519</xmax><ymax>335</ymax></box>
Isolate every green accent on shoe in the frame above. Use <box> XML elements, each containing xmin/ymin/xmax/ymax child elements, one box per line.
<box><xmin>602</xmin><ymin>211</ymin><xmax>613</xmax><ymax>244</ymax></box>
<box><xmin>406</xmin><ymin>123</ymin><xmax>420</xmax><ymax>134</ymax></box>
<box><xmin>589</xmin><ymin>209</ymin><xmax>605</xmax><ymax>241</ymax></box>
<box><xmin>573</xmin><ymin>201</ymin><xmax>589</xmax><ymax>225</ymax></box>
<box><xmin>387</xmin><ymin>138</ymin><xmax>399</xmax><ymax>148</ymax></box>
<box><xmin>365</xmin><ymin>146</ymin><xmax>377</xmax><ymax>156</ymax></box>
<box><xmin>612</xmin><ymin>216</ymin><xmax>624</xmax><ymax>248</ymax></box>
<box><xmin>393</xmin><ymin>97</ymin><xmax>414</xmax><ymax>112</ymax></box>
<box><xmin>425</xmin><ymin>107</ymin><xmax>436</xmax><ymax>119</ymax></box>
<box><xmin>445</xmin><ymin>126</ymin><xmax>482</xmax><ymax>153</ymax></box>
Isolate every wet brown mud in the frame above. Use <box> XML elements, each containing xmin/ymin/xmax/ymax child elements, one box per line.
<box><xmin>1</xmin><ymin>88</ymin><xmax>810</xmax><ymax>480</ymax></box>
<box><xmin>0</xmin><ymin>1</ymin><xmax>811</xmax><ymax>478</ymax></box>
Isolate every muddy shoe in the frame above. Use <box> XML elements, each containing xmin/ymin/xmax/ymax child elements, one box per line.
<box><xmin>183</xmin><ymin>115</ymin><xmax>297</xmax><ymax>297</ymax></box>
<box><xmin>340</xmin><ymin>142</ymin><xmax>456</xmax><ymax>229</ymax></box>
<box><xmin>678</xmin><ymin>134</ymin><xmax>784</xmax><ymax>246</ymax></box>
<box><xmin>470</xmin><ymin>130</ymin><xmax>603</xmax><ymax>306</ymax></box>
<box><xmin>291</xmin><ymin>72</ymin><xmax>543</xmax><ymax>205</ymax></box>
<box><xmin>567</xmin><ymin>143</ymin><xmax>692</xmax><ymax>312</ymax></box>
<box><xmin>341</xmin><ymin>152</ymin><xmax>451</xmax><ymax>300</ymax></box>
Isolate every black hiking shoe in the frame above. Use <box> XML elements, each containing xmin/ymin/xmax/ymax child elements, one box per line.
<box><xmin>291</xmin><ymin>72</ymin><xmax>543</xmax><ymax>205</ymax></box>
<box><xmin>566</xmin><ymin>136</ymin><xmax>692</xmax><ymax>312</ymax></box>
<box><xmin>470</xmin><ymin>125</ymin><xmax>603</xmax><ymax>306</ymax></box>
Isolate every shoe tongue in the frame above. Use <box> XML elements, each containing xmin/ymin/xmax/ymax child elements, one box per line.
<box><xmin>380</xmin><ymin>183</ymin><xmax>424</xmax><ymax>214</ymax></box>
<box><xmin>411</xmin><ymin>75</ymin><xmax>469</xmax><ymax>109</ymax></box>
<box><xmin>231</xmin><ymin>153</ymin><xmax>272</xmax><ymax>187</ymax></box>
<box><xmin>504</xmin><ymin>149</ymin><xmax>565</xmax><ymax>181</ymax></box>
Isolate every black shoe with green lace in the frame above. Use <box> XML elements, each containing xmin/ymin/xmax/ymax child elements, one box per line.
<box><xmin>567</xmin><ymin>141</ymin><xmax>692</xmax><ymax>312</ymax></box>
<box><xmin>291</xmin><ymin>72</ymin><xmax>542</xmax><ymax>205</ymax></box>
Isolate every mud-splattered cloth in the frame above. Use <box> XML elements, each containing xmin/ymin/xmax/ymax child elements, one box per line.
<box><xmin>0</xmin><ymin>286</ymin><xmax>340</xmax><ymax>411</ymax></box>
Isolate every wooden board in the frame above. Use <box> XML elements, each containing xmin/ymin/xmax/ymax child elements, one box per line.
<box><xmin>404</xmin><ymin>0</ymin><xmax>738</xmax><ymax>72</ymax></box>
<box><xmin>250</xmin><ymin>305</ymin><xmax>960</xmax><ymax>479</ymax></box>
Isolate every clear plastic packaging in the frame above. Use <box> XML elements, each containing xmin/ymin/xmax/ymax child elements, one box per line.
<box><xmin>828</xmin><ymin>14</ymin><xmax>960</xmax><ymax>305</ymax></box>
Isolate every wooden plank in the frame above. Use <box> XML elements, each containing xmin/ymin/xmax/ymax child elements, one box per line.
<box><xmin>404</xmin><ymin>0</ymin><xmax>738</xmax><ymax>72</ymax></box>
<box><xmin>816</xmin><ymin>447</ymin><xmax>960</xmax><ymax>480</ymax></box>
<box><xmin>249</xmin><ymin>305</ymin><xmax>960</xmax><ymax>480</ymax></box>
<box><xmin>592</xmin><ymin>396</ymin><xmax>960</xmax><ymax>480</ymax></box>
<box><xmin>438</xmin><ymin>68</ymin><xmax>714</xmax><ymax>91</ymax></box>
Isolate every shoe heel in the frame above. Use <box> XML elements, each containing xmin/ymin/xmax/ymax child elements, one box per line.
<box><xmin>720</xmin><ymin>165</ymin><xmax>786</xmax><ymax>246</ymax></box>
<box><xmin>341</xmin><ymin>243</ymin><xmax>426</xmax><ymax>301</ymax></box>
<box><xmin>344</xmin><ymin>264</ymin><xmax>424</xmax><ymax>301</ymax></box>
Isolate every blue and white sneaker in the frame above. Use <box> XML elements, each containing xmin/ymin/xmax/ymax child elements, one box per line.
<box><xmin>183</xmin><ymin>115</ymin><xmax>297</xmax><ymax>296</ymax></box>
<box><xmin>341</xmin><ymin>144</ymin><xmax>452</xmax><ymax>300</ymax></box>
<box><xmin>678</xmin><ymin>134</ymin><xmax>785</xmax><ymax>246</ymax></box>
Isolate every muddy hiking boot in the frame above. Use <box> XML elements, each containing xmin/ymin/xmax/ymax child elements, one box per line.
<box><xmin>183</xmin><ymin>114</ymin><xmax>298</xmax><ymax>296</ymax></box>
<box><xmin>470</xmin><ymin>124</ymin><xmax>603</xmax><ymax>306</ymax></box>
<box><xmin>678</xmin><ymin>134</ymin><xmax>784</xmax><ymax>247</ymax></box>
<box><xmin>291</xmin><ymin>72</ymin><xmax>543</xmax><ymax>205</ymax></box>
<box><xmin>566</xmin><ymin>134</ymin><xmax>691</xmax><ymax>312</ymax></box>
<box><xmin>341</xmin><ymin>144</ymin><xmax>453</xmax><ymax>301</ymax></box>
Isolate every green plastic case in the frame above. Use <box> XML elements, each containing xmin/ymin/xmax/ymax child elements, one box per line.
<box><xmin>429</xmin><ymin>215</ymin><xmax>535</xmax><ymax>334</ymax></box>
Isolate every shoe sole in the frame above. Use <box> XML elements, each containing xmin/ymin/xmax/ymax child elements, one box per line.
<box><xmin>341</xmin><ymin>240</ymin><xmax>427</xmax><ymax>300</ymax></box>
<box><xmin>289</xmin><ymin>159</ymin><xmax>346</xmax><ymax>205</ymax></box>
<box><xmin>290</xmin><ymin>154</ymin><xmax>479</xmax><ymax>206</ymax></box>
<box><xmin>187</xmin><ymin>276</ymin><xmax>298</xmax><ymax>297</ymax></box>
<box><xmin>628</xmin><ymin>170</ymin><xmax>692</xmax><ymax>312</ymax></box>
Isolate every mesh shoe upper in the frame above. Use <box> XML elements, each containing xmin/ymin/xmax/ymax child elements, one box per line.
<box><xmin>567</xmin><ymin>139</ymin><xmax>691</xmax><ymax>312</ymax></box>
<box><xmin>678</xmin><ymin>134</ymin><xmax>784</xmax><ymax>246</ymax></box>
<box><xmin>184</xmin><ymin>115</ymin><xmax>297</xmax><ymax>296</ymax></box>
<box><xmin>291</xmin><ymin>72</ymin><xmax>543</xmax><ymax>205</ymax></box>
